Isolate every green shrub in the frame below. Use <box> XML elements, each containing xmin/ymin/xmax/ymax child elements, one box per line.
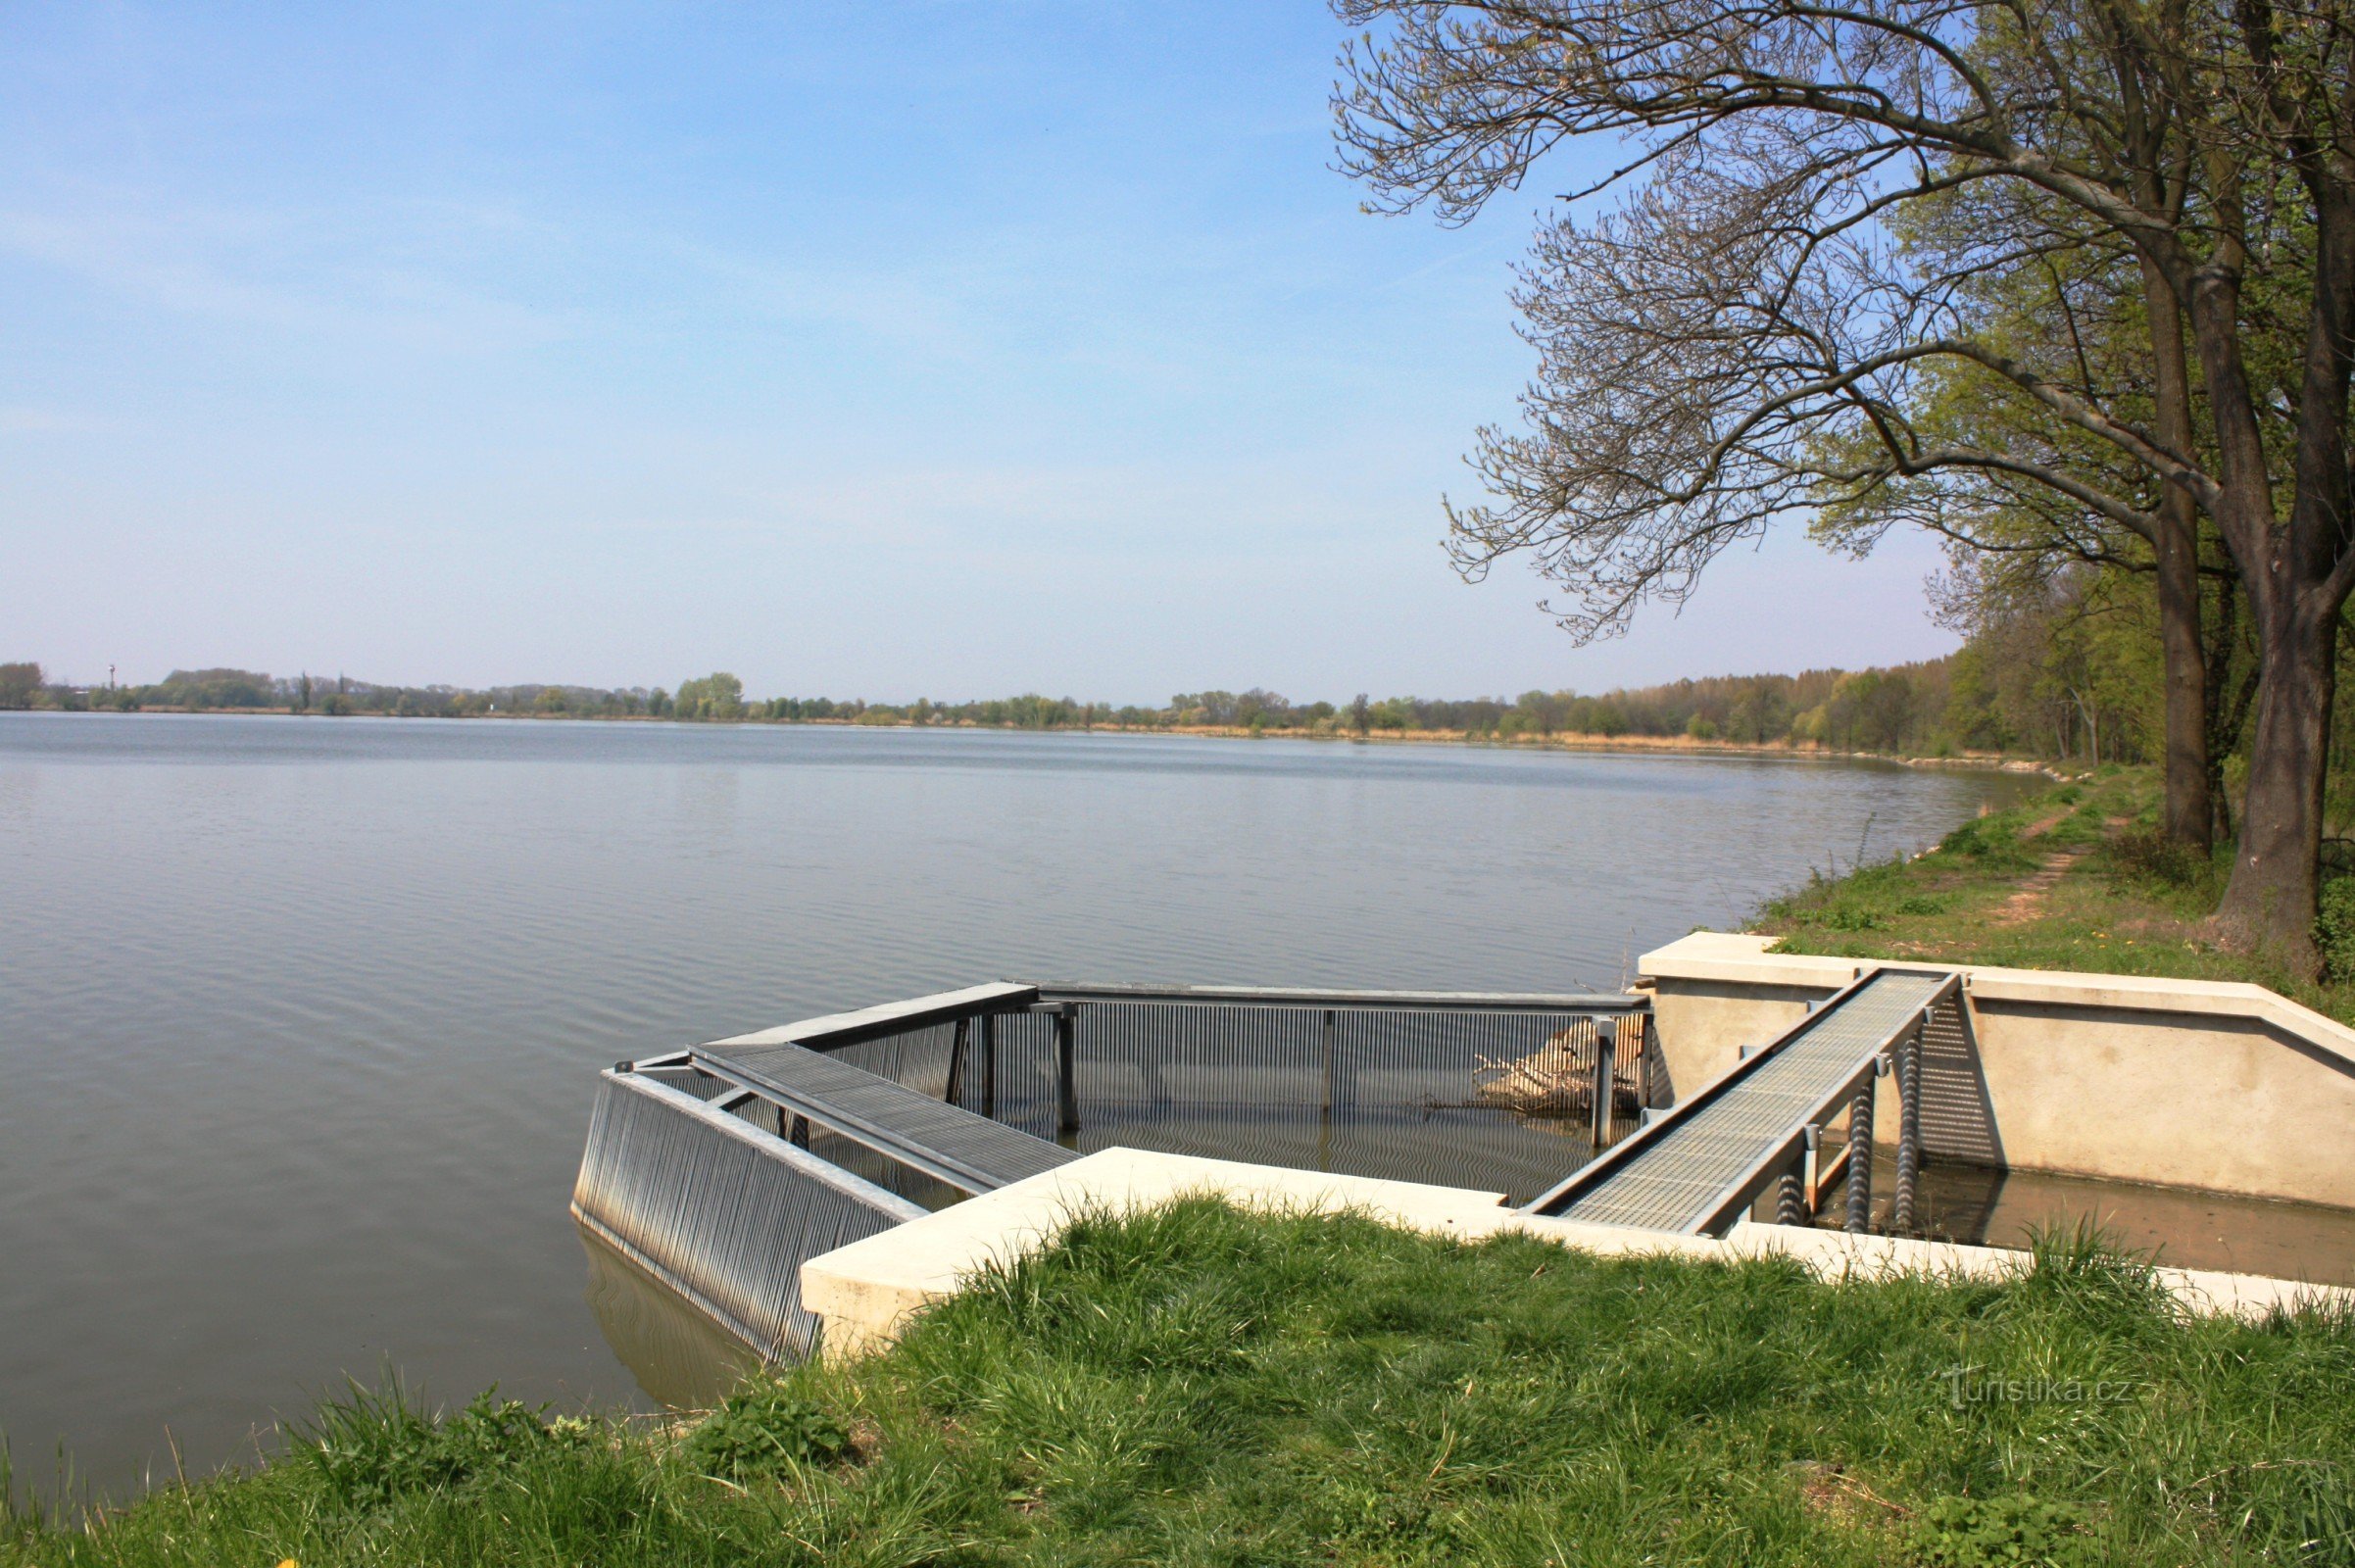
<box><xmin>1912</xmin><ymin>1494</ymin><xmax>2095</xmax><ymax>1567</ymax></box>
<box><xmin>2318</xmin><ymin>879</ymin><xmax>2355</xmax><ymax>986</ymax></box>
<box><xmin>2108</xmin><ymin>827</ymin><xmax>2205</xmax><ymax>889</ymax></box>
<box><xmin>681</xmin><ymin>1382</ymin><xmax>851</xmax><ymax>1479</ymax></box>
<box><xmin>1938</xmin><ymin>816</ymin><xmax>2018</xmax><ymax>859</ymax></box>
<box><xmin>299</xmin><ymin>1385</ymin><xmax>583</xmax><ymax>1509</ymax></box>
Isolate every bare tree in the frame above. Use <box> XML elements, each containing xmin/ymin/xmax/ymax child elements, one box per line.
<box><xmin>1336</xmin><ymin>0</ymin><xmax>2355</xmax><ymax>968</ymax></box>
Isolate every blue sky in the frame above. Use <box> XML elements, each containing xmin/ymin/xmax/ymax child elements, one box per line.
<box><xmin>0</xmin><ymin>2</ymin><xmax>1957</xmax><ymax>702</ymax></box>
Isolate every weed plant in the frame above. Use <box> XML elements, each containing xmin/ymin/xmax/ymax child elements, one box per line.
<box><xmin>5</xmin><ymin>1200</ymin><xmax>2348</xmax><ymax>1566</ymax></box>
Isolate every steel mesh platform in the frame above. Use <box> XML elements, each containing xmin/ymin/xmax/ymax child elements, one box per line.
<box><xmin>694</xmin><ymin>1037</ymin><xmax>1077</xmax><ymax>1193</ymax></box>
<box><xmin>1533</xmin><ymin>968</ymin><xmax>1954</xmax><ymax>1231</ymax></box>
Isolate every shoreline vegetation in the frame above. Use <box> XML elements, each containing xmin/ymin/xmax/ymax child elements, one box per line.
<box><xmin>0</xmin><ymin>658</ymin><xmax>2080</xmax><ymax>775</ymax></box>
<box><xmin>7</xmin><ymin>1201</ymin><xmax>2348</xmax><ymax>1565</ymax></box>
<box><xmin>1757</xmin><ymin>767</ymin><xmax>2355</xmax><ymax>1026</ymax></box>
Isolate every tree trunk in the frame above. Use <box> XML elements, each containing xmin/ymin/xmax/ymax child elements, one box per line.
<box><xmin>2154</xmin><ymin>507</ymin><xmax>2211</xmax><ymax>847</ymax></box>
<box><xmin>2202</xmin><ymin>561</ymin><xmax>2250</xmax><ymax>845</ymax></box>
<box><xmin>2218</xmin><ymin>601</ymin><xmax>2337</xmax><ymax>971</ymax></box>
<box><xmin>2140</xmin><ymin>258</ymin><xmax>2214</xmax><ymax>853</ymax></box>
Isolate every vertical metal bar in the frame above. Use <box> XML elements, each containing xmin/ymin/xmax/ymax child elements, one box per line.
<box><xmin>789</xmin><ymin>1113</ymin><xmax>810</xmax><ymax>1150</ymax></box>
<box><xmin>1844</xmin><ymin>1075</ymin><xmax>1876</xmax><ymax>1234</ymax></box>
<box><xmin>1591</xmin><ymin>1016</ymin><xmax>1617</xmax><ymax>1147</ymax></box>
<box><xmin>1321</xmin><ymin>1007</ymin><xmax>1337</xmax><ymax>1116</ymax></box>
<box><xmin>1801</xmin><ymin>1122</ymin><xmax>1823</xmax><ymax>1211</ymax></box>
<box><xmin>1055</xmin><ymin>1004</ymin><xmax>1079</xmax><ymax>1135</ymax></box>
<box><xmin>1892</xmin><ymin>1015</ymin><xmax>1925</xmax><ymax>1234</ymax></box>
<box><xmin>944</xmin><ymin>1015</ymin><xmax>970</xmax><ymax>1106</ymax></box>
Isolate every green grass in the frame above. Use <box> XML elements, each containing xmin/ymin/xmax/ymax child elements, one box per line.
<box><xmin>1754</xmin><ymin>767</ymin><xmax>2355</xmax><ymax>1024</ymax></box>
<box><xmin>8</xmin><ymin>1200</ymin><xmax>2351</xmax><ymax>1566</ymax></box>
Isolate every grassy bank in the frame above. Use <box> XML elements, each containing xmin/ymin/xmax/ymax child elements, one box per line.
<box><xmin>8</xmin><ymin>1200</ymin><xmax>2350</xmax><ymax>1566</ymax></box>
<box><xmin>1753</xmin><ymin>767</ymin><xmax>2355</xmax><ymax>1026</ymax></box>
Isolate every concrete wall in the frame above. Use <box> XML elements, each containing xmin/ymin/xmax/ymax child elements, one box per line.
<box><xmin>1641</xmin><ymin>934</ymin><xmax>2355</xmax><ymax>1209</ymax></box>
<box><xmin>802</xmin><ymin>1148</ymin><xmax>2352</xmax><ymax>1358</ymax></box>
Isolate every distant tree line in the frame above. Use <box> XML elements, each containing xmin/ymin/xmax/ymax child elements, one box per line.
<box><xmin>0</xmin><ymin>656</ymin><xmax>2072</xmax><ymax>759</ymax></box>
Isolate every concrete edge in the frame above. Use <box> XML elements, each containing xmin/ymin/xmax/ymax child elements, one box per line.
<box><xmin>800</xmin><ymin>1148</ymin><xmax>2354</xmax><ymax>1358</ymax></box>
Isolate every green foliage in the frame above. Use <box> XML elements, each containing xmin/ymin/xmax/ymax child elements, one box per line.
<box><xmin>680</xmin><ymin>1382</ymin><xmax>850</xmax><ymax>1479</ymax></box>
<box><xmin>1912</xmin><ymin>1494</ymin><xmax>2095</xmax><ymax>1568</ymax></box>
<box><xmin>149</xmin><ymin>667</ymin><xmax>275</xmax><ymax>709</ymax></box>
<box><xmin>672</xmin><ymin>671</ymin><xmax>745</xmax><ymax>722</ymax></box>
<box><xmin>2315</xmin><ymin>878</ymin><xmax>2355</xmax><ymax>985</ymax></box>
<box><xmin>1937</xmin><ymin>813</ymin><xmax>2031</xmax><ymax>864</ymax></box>
<box><xmin>2110</xmin><ymin>826</ymin><xmax>2209</xmax><ymax>890</ymax></box>
<box><xmin>0</xmin><ymin>662</ymin><xmax>41</xmax><ymax>710</ymax></box>
<box><xmin>297</xmin><ymin>1385</ymin><xmax>586</xmax><ymax>1511</ymax></box>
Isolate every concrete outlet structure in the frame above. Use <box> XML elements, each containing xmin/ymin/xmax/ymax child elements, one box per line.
<box><xmin>584</xmin><ymin>951</ymin><xmax>2355</xmax><ymax>1369</ymax></box>
<box><xmin>1640</xmin><ymin>932</ymin><xmax>2355</xmax><ymax>1209</ymax></box>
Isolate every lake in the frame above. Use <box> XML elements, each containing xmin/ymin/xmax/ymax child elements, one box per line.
<box><xmin>0</xmin><ymin>712</ymin><xmax>2037</xmax><ymax>1494</ymax></box>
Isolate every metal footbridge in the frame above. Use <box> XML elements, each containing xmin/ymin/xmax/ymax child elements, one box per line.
<box><xmin>1522</xmin><ymin>965</ymin><xmax>1959</xmax><ymax>1234</ymax></box>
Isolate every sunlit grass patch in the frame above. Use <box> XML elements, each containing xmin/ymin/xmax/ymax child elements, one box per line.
<box><xmin>7</xmin><ymin>1199</ymin><xmax>2349</xmax><ymax>1567</ymax></box>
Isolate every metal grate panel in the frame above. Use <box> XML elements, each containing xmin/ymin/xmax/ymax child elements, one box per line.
<box><xmin>1916</xmin><ymin>991</ymin><xmax>2002</xmax><ymax>1164</ymax></box>
<box><xmin>696</xmin><ymin>1037</ymin><xmax>1078</xmax><ymax>1192</ymax></box>
<box><xmin>1542</xmin><ymin>969</ymin><xmax>1954</xmax><ymax>1230</ymax></box>
<box><xmin>935</xmin><ymin>1002</ymin><xmax>1649</xmax><ymax>1203</ymax></box>
<box><xmin>571</xmin><ymin>1070</ymin><xmax>925</xmax><ymax>1359</ymax></box>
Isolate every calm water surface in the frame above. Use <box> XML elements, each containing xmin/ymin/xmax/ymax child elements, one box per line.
<box><xmin>0</xmin><ymin>712</ymin><xmax>2036</xmax><ymax>1494</ymax></box>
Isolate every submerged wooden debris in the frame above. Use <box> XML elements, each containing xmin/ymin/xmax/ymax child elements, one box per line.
<box><xmin>1470</xmin><ymin>1029</ymin><xmax>1639</xmax><ymax>1118</ymax></box>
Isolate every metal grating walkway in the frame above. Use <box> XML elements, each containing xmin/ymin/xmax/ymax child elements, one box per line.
<box><xmin>693</xmin><ymin>1037</ymin><xmax>1078</xmax><ymax>1195</ymax></box>
<box><xmin>1524</xmin><ymin>967</ymin><xmax>1957</xmax><ymax>1232</ymax></box>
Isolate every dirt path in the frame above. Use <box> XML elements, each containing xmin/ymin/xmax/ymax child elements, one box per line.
<box><xmin>1991</xmin><ymin>812</ymin><xmax>2126</xmax><ymax>926</ymax></box>
<box><xmin>1993</xmin><ymin>845</ymin><xmax>2089</xmax><ymax>924</ymax></box>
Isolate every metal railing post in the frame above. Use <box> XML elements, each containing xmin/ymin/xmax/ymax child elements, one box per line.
<box><xmin>1055</xmin><ymin>1004</ymin><xmax>1079</xmax><ymax>1136</ymax></box>
<box><xmin>1591</xmin><ymin>1016</ymin><xmax>1617</xmax><ymax>1147</ymax></box>
<box><xmin>1635</xmin><ymin>1013</ymin><xmax>1651</xmax><ymax>1110</ymax></box>
<box><xmin>945</xmin><ymin>1015</ymin><xmax>970</xmax><ymax>1106</ymax></box>
<box><xmin>1844</xmin><ymin>1073</ymin><xmax>1877</xmax><ymax>1234</ymax></box>
<box><xmin>979</xmin><ymin>1011</ymin><xmax>997</xmax><ymax>1120</ymax></box>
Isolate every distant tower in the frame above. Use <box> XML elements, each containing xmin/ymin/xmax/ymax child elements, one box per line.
<box><xmin>107</xmin><ymin>663</ymin><xmax>116</xmax><ymax>690</ymax></box>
